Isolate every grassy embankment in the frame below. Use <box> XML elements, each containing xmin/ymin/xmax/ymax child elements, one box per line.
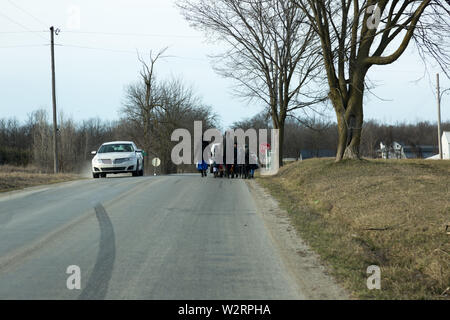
<box><xmin>0</xmin><ymin>165</ymin><xmax>80</xmax><ymax>193</ymax></box>
<box><xmin>258</xmin><ymin>159</ymin><xmax>449</xmax><ymax>300</ymax></box>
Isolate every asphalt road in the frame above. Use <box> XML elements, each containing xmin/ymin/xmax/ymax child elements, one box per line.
<box><xmin>0</xmin><ymin>174</ymin><xmax>304</xmax><ymax>300</ymax></box>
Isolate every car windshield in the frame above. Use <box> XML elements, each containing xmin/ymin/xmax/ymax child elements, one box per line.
<box><xmin>98</xmin><ymin>144</ymin><xmax>134</xmax><ymax>153</ymax></box>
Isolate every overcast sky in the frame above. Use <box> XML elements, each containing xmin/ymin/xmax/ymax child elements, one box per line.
<box><xmin>0</xmin><ymin>0</ymin><xmax>449</xmax><ymax>129</ymax></box>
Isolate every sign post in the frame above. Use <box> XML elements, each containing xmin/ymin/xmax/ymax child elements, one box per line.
<box><xmin>152</xmin><ymin>158</ymin><xmax>161</xmax><ymax>176</ymax></box>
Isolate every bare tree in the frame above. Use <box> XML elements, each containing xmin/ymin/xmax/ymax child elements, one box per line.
<box><xmin>178</xmin><ymin>0</ymin><xmax>325</xmax><ymax>165</ymax></box>
<box><xmin>0</xmin><ymin>117</ymin><xmax>32</xmax><ymax>166</ymax></box>
<box><xmin>150</xmin><ymin>77</ymin><xmax>218</xmax><ymax>173</ymax></box>
<box><xmin>121</xmin><ymin>48</ymin><xmax>168</xmax><ymax>171</ymax></box>
<box><xmin>30</xmin><ymin>110</ymin><xmax>52</xmax><ymax>171</ymax></box>
<box><xmin>294</xmin><ymin>0</ymin><xmax>450</xmax><ymax>161</ymax></box>
<box><xmin>231</xmin><ymin>112</ymin><xmax>272</xmax><ymax>131</ymax></box>
<box><xmin>122</xmin><ymin>52</ymin><xmax>219</xmax><ymax>173</ymax></box>
<box><xmin>57</xmin><ymin>112</ymin><xmax>78</xmax><ymax>172</ymax></box>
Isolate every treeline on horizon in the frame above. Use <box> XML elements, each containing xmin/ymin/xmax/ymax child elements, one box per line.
<box><xmin>232</xmin><ymin>113</ymin><xmax>450</xmax><ymax>159</ymax></box>
<box><xmin>1</xmin><ymin>110</ymin><xmax>448</xmax><ymax>174</ymax></box>
<box><xmin>0</xmin><ymin>106</ymin><xmax>217</xmax><ymax>174</ymax></box>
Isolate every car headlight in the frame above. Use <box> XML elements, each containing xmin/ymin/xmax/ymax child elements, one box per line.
<box><xmin>93</xmin><ymin>158</ymin><xmax>101</xmax><ymax>164</ymax></box>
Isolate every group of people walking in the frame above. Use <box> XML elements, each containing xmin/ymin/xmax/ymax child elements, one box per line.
<box><xmin>196</xmin><ymin>142</ymin><xmax>259</xmax><ymax>179</ymax></box>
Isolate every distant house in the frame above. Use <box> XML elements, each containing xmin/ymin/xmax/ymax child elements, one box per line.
<box><xmin>299</xmin><ymin>149</ymin><xmax>336</xmax><ymax>160</ymax></box>
<box><xmin>378</xmin><ymin>142</ymin><xmax>438</xmax><ymax>159</ymax></box>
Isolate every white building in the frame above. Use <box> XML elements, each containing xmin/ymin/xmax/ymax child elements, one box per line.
<box><xmin>443</xmin><ymin>131</ymin><xmax>450</xmax><ymax>159</ymax></box>
<box><xmin>426</xmin><ymin>131</ymin><xmax>450</xmax><ymax>160</ymax></box>
<box><xmin>379</xmin><ymin>141</ymin><xmax>438</xmax><ymax>159</ymax></box>
<box><xmin>379</xmin><ymin>142</ymin><xmax>404</xmax><ymax>159</ymax></box>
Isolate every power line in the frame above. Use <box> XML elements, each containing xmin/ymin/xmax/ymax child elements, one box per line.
<box><xmin>55</xmin><ymin>43</ymin><xmax>138</xmax><ymax>54</ymax></box>
<box><xmin>166</xmin><ymin>55</ymin><xmax>209</xmax><ymax>62</ymax></box>
<box><xmin>0</xmin><ymin>11</ymin><xmax>36</xmax><ymax>32</ymax></box>
<box><xmin>0</xmin><ymin>30</ymin><xmax>46</xmax><ymax>34</ymax></box>
<box><xmin>0</xmin><ymin>11</ymin><xmax>47</xmax><ymax>40</ymax></box>
<box><xmin>55</xmin><ymin>43</ymin><xmax>209</xmax><ymax>62</ymax></box>
<box><xmin>6</xmin><ymin>0</ymin><xmax>48</xmax><ymax>28</ymax></box>
<box><xmin>0</xmin><ymin>40</ymin><xmax>208</xmax><ymax>62</ymax></box>
<box><xmin>0</xmin><ymin>44</ymin><xmax>47</xmax><ymax>48</ymax></box>
<box><xmin>62</xmin><ymin>30</ymin><xmax>202</xmax><ymax>39</ymax></box>
<box><xmin>0</xmin><ymin>30</ymin><xmax>200</xmax><ymax>39</ymax></box>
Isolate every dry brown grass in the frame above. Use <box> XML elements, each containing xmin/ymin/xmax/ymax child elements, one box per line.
<box><xmin>0</xmin><ymin>165</ymin><xmax>80</xmax><ymax>193</ymax></box>
<box><xmin>258</xmin><ymin>159</ymin><xmax>450</xmax><ymax>300</ymax></box>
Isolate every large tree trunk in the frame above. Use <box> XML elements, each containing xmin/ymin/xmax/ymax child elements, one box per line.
<box><xmin>278</xmin><ymin>123</ymin><xmax>284</xmax><ymax>167</ymax></box>
<box><xmin>335</xmin><ymin>111</ymin><xmax>348</xmax><ymax>161</ymax></box>
<box><xmin>272</xmin><ymin>117</ymin><xmax>285</xmax><ymax>168</ymax></box>
<box><xmin>331</xmin><ymin>85</ymin><xmax>364</xmax><ymax>162</ymax></box>
<box><xmin>343</xmin><ymin>110</ymin><xmax>363</xmax><ymax>160</ymax></box>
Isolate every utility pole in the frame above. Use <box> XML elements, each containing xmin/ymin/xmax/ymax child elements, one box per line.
<box><xmin>437</xmin><ymin>73</ymin><xmax>443</xmax><ymax>160</ymax></box>
<box><xmin>50</xmin><ymin>26</ymin><xmax>58</xmax><ymax>173</ymax></box>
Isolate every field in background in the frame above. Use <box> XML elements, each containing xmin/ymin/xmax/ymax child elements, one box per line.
<box><xmin>0</xmin><ymin>165</ymin><xmax>80</xmax><ymax>193</ymax></box>
<box><xmin>258</xmin><ymin>159</ymin><xmax>450</xmax><ymax>299</ymax></box>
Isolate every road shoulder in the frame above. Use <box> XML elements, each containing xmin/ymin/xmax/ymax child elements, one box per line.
<box><xmin>0</xmin><ymin>178</ymin><xmax>84</xmax><ymax>201</ymax></box>
<box><xmin>246</xmin><ymin>179</ymin><xmax>351</xmax><ymax>300</ymax></box>
<box><xmin>0</xmin><ymin>165</ymin><xmax>81</xmax><ymax>194</ymax></box>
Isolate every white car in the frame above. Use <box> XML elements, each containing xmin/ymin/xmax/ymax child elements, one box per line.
<box><xmin>91</xmin><ymin>141</ymin><xmax>145</xmax><ymax>178</ymax></box>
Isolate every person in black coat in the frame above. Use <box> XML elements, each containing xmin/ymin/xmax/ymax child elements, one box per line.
<box><xmin>243</xmin><ymin>145</ymin><xmax>250</xmax><ymax>179</ymax></box>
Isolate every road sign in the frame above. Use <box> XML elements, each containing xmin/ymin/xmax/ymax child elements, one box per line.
<box><xmin>152</xmin><ymin>158</ymin><xmax>161</xmax><ymax>167</ymax></box>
